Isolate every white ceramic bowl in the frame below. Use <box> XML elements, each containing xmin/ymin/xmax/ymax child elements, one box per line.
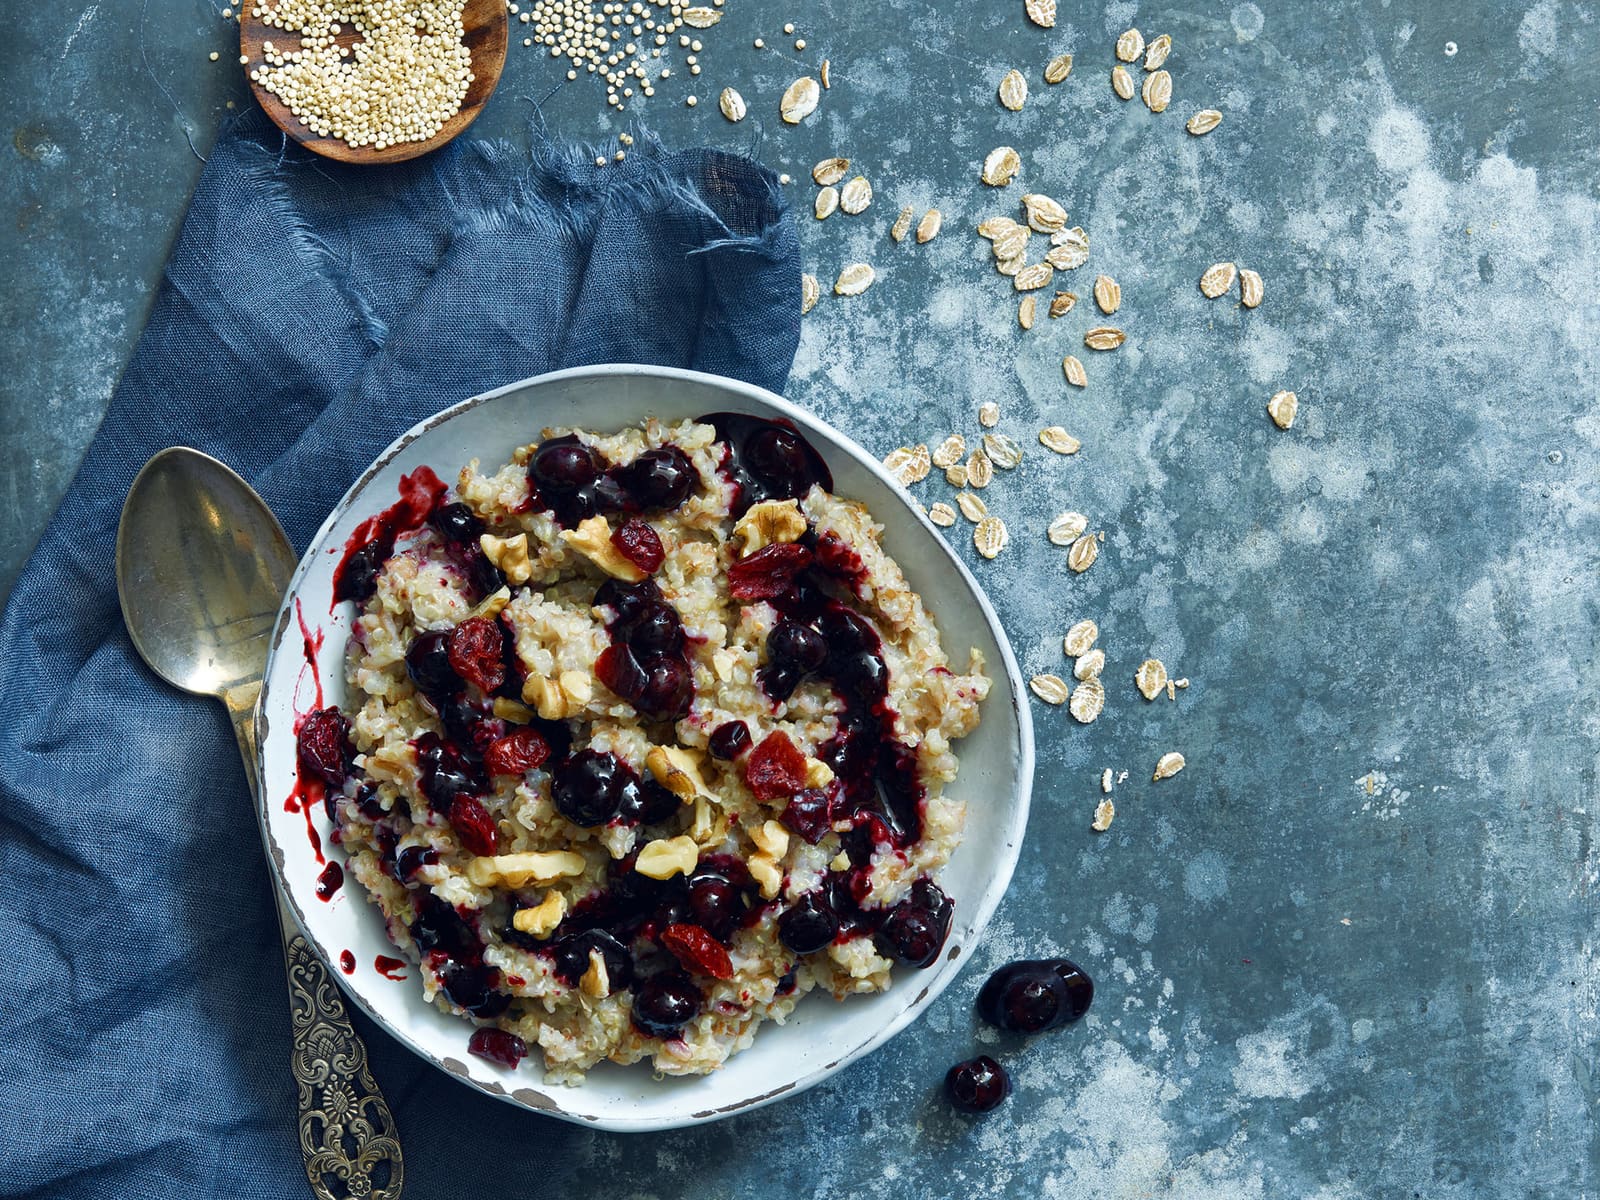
<box><xmin>257</xmin><ymin>364</ymin><xmax>1033</xmax><ymax>1131</ymax></box>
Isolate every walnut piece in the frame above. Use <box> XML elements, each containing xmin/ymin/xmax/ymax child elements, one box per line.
<box><xmin>479</xmin><ymin>533</ymin><xmax>532</xmax><ymax>585</ymax></box>
<box><xmin>733</xmin><ymin>498</ymin><xmax>808</xmax><ymax>556</ymax></box>
<box><xmin>560</xmin><ymin>515</ymin><xmax>647</xmax><ymax>582</ymax></box>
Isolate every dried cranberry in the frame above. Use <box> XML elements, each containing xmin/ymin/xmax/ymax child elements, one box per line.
<box><xmin>630</xmin><ymin>973</ymin><xmax>702</xmax><ymax>1039</ymax></box>
<box><xmin>429</xmin><ymin>502</ymin><xmax>483</xmax><ymax>545</ymax></box>
<box><xmin>405</xmin><ymin>630</ymin><xmax>459</xmax><ymax>697</ymax></box>
<box><xmin>551</xmin><ymin>749</ymin><xmax>626</xmax><ymax>826</ymax></box>
<box><xmin>707</xmin><ymin>720</ymin><xmax>751</xmax><ymax>760</ymax></box>
<box><xmin>531</xmin><ymin>439</ymin><xmax>600</xmax><ymax>491</ymax></box>
<box><xmin>780</xmin><ymin>788</ymin><xmax>834</xmax><ymax>844</ymax></box>
<box><xmin>552</xmin><ymin>929</ymin><xmax>634</xmax><ymax>989</ymax></box>
<box><xmin>297</xmin><ymin>708</ymin><xmax>353</xmax><ymax>787</ymax></box>
<box><xmin>449</xmin><ymin>795</ymin><xmax>499</xmax><ymax>856</ymax></box>
<box><xmin>635</xmin><ymin>657</ymin><xmax>693</xmax><ymax>721</ymax></box>
<box><xmin>595</xmin><ymin>643</ymin><xmax>648</xmax><ymax>702</ymax></box>
<box><xmin>777</xmin><ymin>892</ymin><xmax>838</xmax><ymax>954</ymax></box>
<box><xmin>467</xmin><ymin>1027</ymin><xmax>526</xmax><ymax>1069</ymax></box>
<box><xmin>745</xmin><ymin>730</ymin><xmax>808</xmax><ymax>801</ymax></box>
<box><xmin>447</xmin><ymin>618</ymin><xmax>506</xmax><ymax>693</ymax></box>
<box><xmin>483</xmin><ymin>728</ymin><xmax>551</xmax><ymax>777</ymax></box>
<box><xmin>768</xmin><ymin>620</ymin><xmax>829</xmax><ymax>672</ymax></box>
<box><xmin>617</xmin><ymin>446</ymin><xmax>698</xmax><ymax>510</ymax></box>
<box><xmin>945</xmin><ymin>1056</ymin><xmax>1010</xmax><ymax>1114</ymax></box>
<box><xmin>611</xmin><ymin>518</ymin><xmax>665</xmax><ymax>574</ymax></box>
<box><xmin>660</xmin><ymin>923</ymin><xmax>734</xmax><ymax>980</ymax></box>
<box><xmin>728</xmin><ymin>543</ymin><xmax>814</xmax><ymax>601</ymax></box>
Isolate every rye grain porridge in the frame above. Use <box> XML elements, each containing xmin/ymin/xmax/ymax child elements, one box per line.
<box><xmin>294</xmin><ymin>413</ymin><xmax>990</xmax><ymax>1081</ymax></box>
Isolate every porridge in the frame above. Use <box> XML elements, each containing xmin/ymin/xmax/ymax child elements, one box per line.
<box><xmin>295</xmin><ymin>412</ymin><xmax>989</xmax><ymax>1081</ymax></box>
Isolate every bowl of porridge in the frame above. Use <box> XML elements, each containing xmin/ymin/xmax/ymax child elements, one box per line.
<box><xmin>257</xmin><ymin>364</ymin><xmax>1033</xmax><ymax>1130</ymax></box>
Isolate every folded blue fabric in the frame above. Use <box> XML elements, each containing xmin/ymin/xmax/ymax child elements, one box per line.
<box><xmin>0</xmin><ymin>109</ymin><xmax>798</xmax><ymax>1199</ymax></box>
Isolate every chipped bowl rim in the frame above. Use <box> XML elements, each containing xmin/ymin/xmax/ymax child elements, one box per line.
<box><xmin>256</xmin><ymin>363</ymin><xmax>1034</xmax><ymax>1131</ymax></box>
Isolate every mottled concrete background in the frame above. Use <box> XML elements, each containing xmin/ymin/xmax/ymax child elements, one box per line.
<box><xmin>4</xmin><ymin>0</ymin><xmax>1597</xmax><ymax>1195</ymax></box>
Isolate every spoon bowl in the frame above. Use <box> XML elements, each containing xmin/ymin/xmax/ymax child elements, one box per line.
<box><xmin>116</xmin><ymin>448</ymin><xmax>296</xmax><ymax>698</ymax></box>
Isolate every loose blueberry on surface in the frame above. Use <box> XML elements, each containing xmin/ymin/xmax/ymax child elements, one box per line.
<box><xmin>777</xmin><ymin>892</ymin><xmax>839</xmax><ymax>954</ymax></box>
<box><xmin>630</xmin><ymin>973</ymin><xmax>703</xmax><ymax>1039</ymax></box>
<box><xmin>977</xmin><ymin>959</ymin><xmax>1094</xmax><ymax>1032</ymax></box>
<box><xmin>467</xmin><ymin>1027</ymin><xmax>526</xmax><ymax>1069</ymax></box>
<box><xmin>945</xmin><ymin>1055</ymin><xmax>1011</xmax><ymax>1114</ymax></box>
<box><xmin>1048</xmin><ymin>958</ymin><xmax>1095</xmax><ymax>1023</ymax></box>
<box><xmin>707</xmin><ymin>720</ymin><xmax>751</xmax><ymax>760</ymax></box>
<box><xmin>617</xmin><ymin>446</ymin><xmax>698</xmax><ymax>510</ymax></box>
<box><xmin>405</xmin><ymin>630</ymin><xmax>459</xmax><ymax>698</ymax></box>
<box><xmin>551</xmin><ymin>929</ymin><xmax>635</xmax><ymax>989</ymax></box>
<box><xmin>429</xmin><ymin>502</ymin><xmax>483</xmax><ymax>544</ymax></box>
<box><xmin>551</xmin><ymin>749</ymin><xmax>627</xmax><ymax>826</ymax></box>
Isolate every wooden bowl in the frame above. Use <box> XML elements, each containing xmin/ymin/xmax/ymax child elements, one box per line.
<box><xmin>240</xmin><ymin>0</ymin><xmax>508</xmax><ymax>164</ymax></box>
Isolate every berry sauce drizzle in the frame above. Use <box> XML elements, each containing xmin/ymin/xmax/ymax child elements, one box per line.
<box><xmin>339</xmin><ymin>950</ymin><xmax>356</xmax><ymax>975</ymax></box>
<box><xmin>316</xmin><ymin>861</ymin><xmax>344</xmax><ymax>900</ymax></box>
<box><xmin>331</xmin><ymin>466</ymin><xmax>448</xmax><ymax>608</ymax></box>
<box><xmin>374</xmin><ymin>955</ymin><xmax>408</xmax><ymax>981</ymax></box>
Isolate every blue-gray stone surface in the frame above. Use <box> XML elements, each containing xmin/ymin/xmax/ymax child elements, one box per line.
<box><xmin>3</xmin><ymin>1</ymin><xmax>1596</xmax><ymax>1195</ymax></box>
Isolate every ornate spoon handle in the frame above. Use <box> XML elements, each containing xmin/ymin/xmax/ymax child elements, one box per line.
<box><xmin>281</xmin><ymin>906</ymin><xmax>405</xmax><ymax>1199</ymax></box>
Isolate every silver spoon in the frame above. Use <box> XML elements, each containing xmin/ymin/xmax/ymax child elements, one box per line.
<box><xmin>116</xmin><ymin>446</ymin><xmax>403</xmax><ymax>1200</ymax></box>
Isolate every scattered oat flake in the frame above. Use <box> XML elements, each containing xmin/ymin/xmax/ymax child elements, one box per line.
<box><xmin>1069</xmin><ymin>677</ymin><xmax>1105</xmax><ymax>723</ymax></box>
<box><xmin>1050</xmin><ymin>292</ymin><xmax>1078</xmax><ymax>318</ymax></box>
<box><xmin>1268</xmin><ymin>390</ymin><xmax>1299</xmax><ymax>429</ymax></box>
<box><xmin>996</xmin><ymin>256</ymin><xmax>1024</xmax><ymax>278</ymax></box>
<box><xmin>999</xmin><ymin>69</ymin><xmax>1029</xmax><ymax>111</ymax></box>
<box><xmin>1115</xmin><ymin>29</ymin><xmax>1145</xmax><ymax>62</ymax></box>
<box><xmin>801</xmin><ymin>273</ymin><xmax>820</xmax><ymax>314</ymax></box>
<box><xmin>1018</xmin><ymin>295</ymin><xmax>1037</xmax><ymax>329</ymax></box>
<box><xmin>814</xmin><ymin>187</ymin><xmax>839</xmax><ymax>220</ymax></box>
<box><xmin>840</xmin><ymin>176</ymin><xmax>873</xmax><ymax>215</ymax></box>
<box><xmin>1067</xmin><ymin>532</ymin><xmax>1098</xmax><ymax>572</ymax></box>
<box><xmin>1061</xmin><ymin>354</ymin><xmax>1087</xmax><ymax>387</ymax></box>
<box><xmin>1029</xmin><ymin>673</ymin><xmax>1069</xmax><ymax>705</ymax></box>
<box><xmin>1091</xmin><ymin>799</ymin><xmax>1114</xmax><ymax>832</ymax></box>
<box><xmin>1200</xmin><ymin>261</ymin><xmax>1238</xmax><ymax>298</ymax></box>
<box><xmin>956</xmin><ymin>491</ymin><xmax>988</xmax><ymax>522</ymax></box>
<box><xmin>1112</xmin><ymin>65</ymin><xmax>1135</xmax><ymax>100</ymax></box>
<box><xmin>1143</xmin><ymin>33</ymin><xmax>1172</xmax><ymax>70</ymax></box>
<box><xmin>1050</xmin><ymin>513</ymin><xmax>1089</xmax><ymax>548</ymax></box>
<box><xmin>966</xmin><ymin>449</ymin><xmax>994</xmax><ymax>489</ymax></box>
<box><xmin>984</xmin><ymin>433</ymin><xmax>1023</xmax><ymax>468</ymax></box>
<box><xmin>813</xmin><ymin>157</ymin><xmax>849</xmax><ymax>186</ymax></box>
<box><xmin>1187</xmin><ymin>109</ymin><xmax>1222</xmax><ymax>135</ymax></box>
<box><xmin>781</xmin><ymin>77</ymin><xmax>820</xmax><ymax>124</ymax></box>
<box><xmin>883</xmin><ymin>444</ymin><xmax>931</xmax><ymax>485</ymax></box>
<box><xmin>1142</xmin><ymin>69</ymin><xmax>1172</xmax><ymax>113</ymax></box>
<box><xmin>1240</xmin><ymin>268</ymin><xmax>1264</xmax><ymax>308</ymax></box>
<box><xmin>1024</xmin><ymin>0</ymin><xmax>1056</xmax><ymax>29</ymax></box>
<box><xmin>1084</xmin><ymin>327</ymin><xmax>1126</xmax><ymax>350</ymax></box>
<box><xmin>1100</xmin><ymin>767</ymin><xmax>1114</xmax><ymax>793</ymax></box>
<box><xmin>1073</xmin><ymin>648</ymin><xmax>1105</xmax><ymax>680</ymax></box>
<box><xmin>1136</xmin><ymin>657</ymin><xmax>1168</xmax><ymax>701</ymax></box>
<box><xmin>1166</xmin><ymin>680</ymin><xmax>1176</xmax><ymax>701</ymax></box>
<box><xmin>1022</xmin><ymin>193</ymin><xmax>1066</xmax><ymax>233</ymax></box>
<box><xmin>834</xmin><ymin>263</ymin><xmax>876</xmax><ymax>296</ymax></box>
<box><xmin>978</xmin><ymin>401</ymin><xmax>1001</xmax><ymax>428</ymax></box>
<box><xmin>1044</xmin><ymin>53</ymin><xmax>1073</xmax><ymax>84</ymax></box>
<box><xmin>1093</xmin><ymin>275</ymin><xmax>1121</xmax><ymax>314</ymax></box>
<box><xmin>1045</xmin><ymin>227</ymin><xmax>1089</xmax><ymax>269</ymax></box>
<box><xmin>1039</xmin><ymin>426</ymin><xmax>1081</xmax><ymax>455</ymax></box>
<box><xmin>915</xmin><ymin>209</ymin><xmax>942</xmax><ymax>243</ymax></box>
<box><xmin>945</xmin><ymin>463</ymin><xmax>969</xmax><ymax>487</ymax></box>
<box><xmin>681</xmin><ymin>5</ymin><xmax>720</xmax><ymax>27</ymax></box>
<box><xmin>820</xmin><ymin>58</ymin><xmax>831</xmax><ymax>88</ymax></box>
<box><xmin>974</xmin><ymin>516</ymin><xmax>1009</xmax><ymax>559</ymax></box>
<box><xmin>982</xmin><ymin>146</ymin><xmax>1022</xmax><ymax>186</ymax></box>
<box><xmin>928</xmin><ymin>501</ymin><xmax>957</xmax><ymax>527</ymax></box>
<box><xmin>719</xmin><ymin>87</ymin><xmax>747</xmax><ymax>122</ymax></box>
<box><xmin>978</xmin><ymin>216</ymin><xmax>1021</xmax><ymax>240</ymax></box>
<box><xmin>1062</xmin><ymin>616</ymin><xmax>1097</xmax><ymax>654</ymax></box>
<box><xmin>1014</xmin><ymin>263</ymin><xmax>1054</xmax><ymax>291</ymax></box>
<box><xmin>993</xmin><ymin>226</ymin><xmax>1031</xmax><ymax>262</ymax></box>
<box><xmin>890</xmin><ymin>204</ymin><xmax>914</xmax><ymax>242</ymax></box>
<box><xmin>931</xmin><ymin>434</ymin><xmax>966</xmax><ymax>468</ymax></box>
<box><xmin>1153</xmin><ymin>752</ymin><xmax>1185</xmax><ymax>781</ymax></box>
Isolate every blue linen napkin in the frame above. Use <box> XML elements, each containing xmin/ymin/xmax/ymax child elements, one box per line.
<box><xmin>0</xmin><ymin>108</ymin><xmax>799</xmax><ymax>1199</ymax></box>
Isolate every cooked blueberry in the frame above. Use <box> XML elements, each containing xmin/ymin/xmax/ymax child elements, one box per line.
<box><xmin>626</xmin><ymin>602</ymin><xmax>684</xmax><ymax>654</ymax></box>
<box><xmin>686</xmin><ymin>872</ymin><xmax>747</xmax><ymax>941</ymax></box>
<box><xmin>531</xmin><ymin>439</ymin><xmax>600</xmax><ymax>491</ymax></box>
<box><xmin>595</xmin><ymin>642</ymin><xmax>648</xmax><ymax>702</ymax></box>
<box><xmin>440</xmin><ymin>961</ymin><xmax>509</xmax><ymax>1018</ymax></box>
<box><xmin>945</xmin><ymin>1055</ymin><xmax>1010</xmax><ymax>1114</ymax></box>
<box><xmin>745</xmin><ymin>426</ymin><xmax>810</xmax><ymax>495</ymax></box>
<box><xmin>595</xmin><ymin>578</ymin><xmax>663</xmax><ymax>628</ymax></box>
<box><xmin>466</xmin><ymin>548</ymin><xmax>507</xmax><ymax>599</ymax></box>
<box><xmin>875</xmin><ymin>903</ymin><xmax>948</xmax><ymax>969</ymax></box>
<box><xmin>978</xmin><ymin>958</ymin><xmax>1093</xmax><ymax>1032</ymax></box>
<box><xmin>337</xmin><ymin>542</ymin><xmax>383</xmax><ymax>603</ymax></box>
<box><xmin>634</xmin><ymin>657</ymin><xmax>693</xmax><ymax>721</ymax></box>
<box><xmin>552</xmin><ymin>929</ymin><xmax>634</xmax><ymax>989</ymax></box>
<box><xmin>429</xmin><ymin>502</ymin><xmax>483</xmax><ymax>544</ymax></box>
<box><xmin>777</xmin><ymin>893</ymin><xmax>838</xmax><ymax>954</ymax></box>
<box><xmin>617</xmin><ymin>446</ymin><xmax>698</xmax><ymax>510</ymax></box>
<box><xmin>395</xmin><ymin>845</ymin><xmax>440</xmax><ymax>883</ymax></box>
<box><xmin>411</xmin><ymin>895</ymin><xmax>479</xmax><ymax>961</ymax></box>
<box><xmin>768</xmin><ymin>620</ymin><xmax>829</xmax><ymax>672</ymax></box>
<box><xmin>551</xmin><ymin>749</ymin><xmax>626</xmax><ymax>826</ymax></box>
<box><xmin>630</xmin><ymin>973</ymin><xmax>702</xmax><ymax>1039</ymax></box>
<box><xmin>1048</xmin><ymin>958</ymin><xmax>1095</xmax><ymax>1023</ymax></box>
<box><xmin>780</xmin><ymin>788</ymin><xmax>833</xmax><ymax>844</ymax></box>
<box><xmin>618</xmin><ymin>777</ymin><xmax>680</xmax><ymax>825</ymax></box>
<box><xmin>405</xmin><ymin>631</ymin><xmax>459</xmax><ymax>697</ymax></box>
<box><xmin>708</xmin><ymin>720</ymin><xmax>751</xmax><ymax>760</ymax></box>
<box><xmin>759</xmin><ymin>662</ymin><xmax>803</xmax><ymax>702</ymax></box>
<box><xmin>834</xmin><ymin>650</ymin><xmax>889</xmax><ymax>699</ymax></box>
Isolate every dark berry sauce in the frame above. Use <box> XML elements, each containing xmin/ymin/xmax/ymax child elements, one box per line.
<box><xmin>332</xmin><ymin>466</ymin><xmax>448</xmax><ymax>606</ymax></box>
<box><xmin>375</xmin><ymin>955</ymin><xmax>408</xmax><ymax>980</ymax></box>
<box><xmin>700</xmin><ymin>412</ymin><xmax>832</xmax><ymax>517</ymax></box>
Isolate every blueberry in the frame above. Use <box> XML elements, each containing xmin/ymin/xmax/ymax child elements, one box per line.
<box><xmin>630</xmin><ymin>973</ymin><xmax>702</xmax><ymax>1038</ymax></box>
<box><xmin>531</xmin><ymin>439</ymin><xmax>600</xmax><ymax>491</ymax></box>
<box><xmin>552</xmin><ymin>929</ymin><xmax>634</xmax><ymax>989</ymax></box>
<box><xmin>777</xmin><ymin>892</ymin><xmax>838</xmax><ymax>955</ymax></box>
<box><xmin>551</xmin><ymin>750</ymin><xmax>625</xmax><ymax>826</ymax></box>
<box><xmin>617</xmin><ymin>446</ymin><xmax>698</xmax><ymax>510</ymax></box>
<box><xmin>945</xmin><ymin>1055</ymin><xmax>1010</xmax><ymax>1114</ymax></box>
<box><xmin>767</xmin><ymin>619</ymin><xmax>829</xmax><ymax>672</ymax></box>
<box><xmin>429</xmin><ymin>502</ymin><xmax>483</xmax><ymax>545</ymax></box>
<box><xmin>405</xmin><ymin>631</ymin><xmax>458</xmax><ymax>697</ymax></box>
